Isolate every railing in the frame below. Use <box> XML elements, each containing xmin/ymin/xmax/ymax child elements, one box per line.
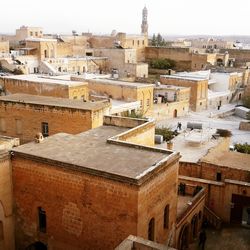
<box><xmin>177</xmin><ymin>187</ymin><xmax>205</xmax><ymax>225</ymax></box>
<box><xmin>203</xmin><ymin>205</ymin><xmax>222</xmax><ymax>229</ymax></box>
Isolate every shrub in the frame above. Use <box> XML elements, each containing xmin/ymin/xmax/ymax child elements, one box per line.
<box><xmin>150</xmin><ymin>58</ymin><xmax>176</xmax><ymax>70</ymax></box>
<box><xmin>155</xmin><ymin>126</ymin><xmax>177</xmax><ymax>141</ymax></box>
<box><xmin>13</xmin><ymin>68</ymin><xmax>24</xmax><ymax>75</ymax></box>
<box><xmin>216</xmin><ymin>129</ymin><xmax>232</xmax><ymax>137</ymax></box>
<box><xmin>234</xmin><ymin>143</ymin><xmax>250</xmax><ymax>154</ymax></box>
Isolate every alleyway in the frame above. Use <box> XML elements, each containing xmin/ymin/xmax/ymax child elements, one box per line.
<box><xmin>189</xmin><ymin>225</ymin><xmax>250</xmax><ymax>250</ymax></box>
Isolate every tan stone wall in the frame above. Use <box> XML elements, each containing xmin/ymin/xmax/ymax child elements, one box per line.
<box><xmin>137</xmin><ymin>160</ymin><xmax>179</xmax><ymax>245</ymax></box>
<box><xmin>0</xmin><ymin>102</ymin><xmax>97</xmax><ymax>143</ymax></box>
<box><xmin>151</xmin><ymin>101</ymin><xmax>189</xmax><ymax>121</ymax></box>
<box><xmin>26</xmin><ymin>40</ymin><xmax>57</xmax><ymax>60</ymax></box>
<box><xmin>12</xmin><ymin>157</ymin><xmax>139</xmax><ymax>250</ymax></box>
<box><xmin>0</xmin><ymin>78</ymin><xmax>70</xmax><ymax>98</ymax></box>
<box><xmin>86</xmin><ymin>79</ymin><xmax>153</xmax><ymax>114</ymax></box>
<box><xmin>239</xmin><ymin>121</ymin><xmax>250</xmax><ymax>131</ymax></box>
<box><xmin>16</xmin><ymin>27</ymin><xmax>43</xmax><ymax>41</ymax></box>
<box><xmin>68</xmin><ymin>84</ymin><xmax>89</xmax><ymax>101</ymax></box>
<box><xmin>191</xmin><ymin>54</ymin><xmax>208</xmax><ymax>70</ymax></box>
<box><xmin>160</xmin><ymin>77</ymin><xmax>207</xmax><ymax>112</ymax></box>
<box><xmin>0</xmin><ymin>153</ymin><xmax>15</xmax><ymax>250</ymax></box>
<box><xmin>0</xmin><ymin>42</ymin><xmax>9</xmax><ymax>54</ymax></box>
<box><xmin>57</xmin><ymin>42</ymin><xmax>73</xmax><ymax>57</ymax></box>
<box><xmin>220</xmin><ymin>49</ymin><xmax>250</xmax><ymax>66</ymax></box>
<box><xmin>117</xmin><ymin>121</ymin><xmax>155</xmax><ymax>147</ymax></box>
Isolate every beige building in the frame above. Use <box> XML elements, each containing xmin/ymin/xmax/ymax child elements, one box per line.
<box><xmin>94</xmin><ymin>48</ymin><xmax>148</xmax><ymax>78</ymax></box>
<box><xmin>72</xmin><ymin>77</ymin><xmax>154</xmax><ymax>115</ymax></box>
<box><xmin>16</xmin><ymin>26</ymin><xmax>43</xmax><ymax>41</ymax></box>
<box><xmin>0</xmin><ymin>136</ymin><xmax>19</xmax><ymax>250</ymax></box>
<box><xmin>25</xmin><ymin>38</ymin><xmax>57</xmax><ymax>60</ymax></box>
<box><xmin>151</xmin><ymin>84</ymin><xmax>190</xmax><ymax>119</ymax></box>
<box><xmin>191</xmin><ymin>38</ymin><xmax>234</xmax><ymax>50</ymax></box>
<box><xmin>0</xmin><ymin>94</ymin><xmax>110</xmax><ymax>143</ymax></box>
<box><xmin>0</xmin><ymin>42</ymin><xmax>9</xmax><ymax>57</ymax></box>
<box><xmin>0</xmin><ymin>74</ymin><xmax>89</xmax><ymax>100</ymax></box>
<box><xmin>160</xmin><ymin>74</ymin><xmax>208</xmax><ymax>112</ymax></box>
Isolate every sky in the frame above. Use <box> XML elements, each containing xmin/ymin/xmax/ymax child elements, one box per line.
<box><xmin>1</xmin><ymin>0</ymin><xmax>250</xmax><ymax>36</ymax></box>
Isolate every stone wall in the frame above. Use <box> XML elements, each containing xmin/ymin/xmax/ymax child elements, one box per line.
<box><xmin>0</xmin><ymin>77</ymin><xmax>88</xmax><ymax>100</ymax></box>
<box><xmin>160</xmin><ymin>77</ymin><xmax>208</xmax><ymax>112</ymax></box>
<box><xmin>0</xmin><ymin>152</ymin><xmax>15</xmax><ymax>250</ymax></box>
<box><xmin>12</xmin><ymin>154</ymin><xmax>179</xmax><ymax>250</ymax></box>
<box><xmin>239</xmin><ymin>121</ymin><xmax>250</xmax><ymax>131</ymax></box>
<box><xmin>0</xmin><ymin>101</ymin><xmax>105</xmax><ymax>143</ymax></box>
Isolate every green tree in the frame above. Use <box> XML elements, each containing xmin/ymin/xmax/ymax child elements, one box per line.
<box><xmin>151</xmin><ymin>34</ymin><xmax>156</xmax><ymax>46</ymax></box>
<box><xmin>234</xmin><ymin>143</ymin><xmax>250</xmax><ymax>154</ymax></box>
<box><xmin>150</xmin><ymin>58</ymin><xmax>176</xmax><ymax>69</ymax></box>
<box><xmin>155</xmin><ymin>127</ymin><xmax>178</xmax><ymax>142</ymax></box>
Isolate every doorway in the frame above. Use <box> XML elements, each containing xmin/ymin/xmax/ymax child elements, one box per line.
<box><xmin>173</xmin><ymin>109</ymin><xmax>178</xmax><ymax>118</ymax></box>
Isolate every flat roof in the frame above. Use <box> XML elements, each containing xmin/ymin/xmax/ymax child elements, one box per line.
<box><xmin>154</xmin><ymin>84</ymin><xmax>190</xmax><ymax>90</ymax></box>
<box><xmin>157</xmin><ymin>129</ymin><xmax>220</xmax><ymax>163</ymax></box>
<box><xmin>25</xmin><ymin>38</ymin><xmax>57</xmax><ymax>42</ymax></box>
<box><xmin>12</xmin><ymin>126</ymin><xmax>174</xmax><ymax>185</ymax></box>
<box><xmin>201</xmin><ymin>150</ymin><xmax>250</xmax><ymax>171</ymax></box>
<box><xmin>160</xmin><ymin>75</ymin><xmax>207</xmax><ymax>82</ymax></box>
<box><xmin>1</xmin><ymin>74</ymin><xmax>87</xmax><ymax>87</ymax></box>
<box><xmin>88</xmin><ymin>78</ymin><xmax>154</xmax><ymax>88</ymax></box>
<box><xmin>0</xmin><ymin>94</ymin><xmax>109</xmax><ymax>111</ymax></box>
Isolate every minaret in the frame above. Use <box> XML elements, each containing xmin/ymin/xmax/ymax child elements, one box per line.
<box><xmin>141</xmin><ymin>6</ymin><xmax>148</xmax><ymax>36</ymax></box>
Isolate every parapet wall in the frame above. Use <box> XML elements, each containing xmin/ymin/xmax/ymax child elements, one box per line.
<box><xmin>103</xmin><ymin>115</ymin><xmax>148</xmax><ymax>128</ymax></box>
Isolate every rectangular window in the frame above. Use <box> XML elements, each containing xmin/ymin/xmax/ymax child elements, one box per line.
<box><xmin>35</xmin><ymin>32</ymin><xmax>38</xmax><ymax>36</ymax></box>
<box><xmin>147</xmin><ymin>99</ymin><xmax>150</xmax><ymax>107</ymax></box>
<box><xmin>164</xmin><ymin>205</ymin><xmax>169</xmax><ymax>229</ymax></box>
<box><xmin>15</xmin><ymin>119</ymin><xmax>22</xmax><ymax>135</ymax></box>
<box><xmin>0</xmin><ymin>118</ymin><xmax>6</xmax><ymax>132</ymax></box>
<box><xmin>38</xmin><ymin>207</ymin><xmax>46</xmax><ymax>233</ymax></box>
<box><xmin>30</xmin><ymin>31</ymin><xmax>33</xmax><ymax>36</ymax></box>
<box><xmin>216</xmin><ymin>172</ymin><xmax>222</xmax><ymax>181</ymax></box>
<box><xmin>140</xmin><ymin>100</ymin><xmax>143</xmax><ymax>108</ymax></box>
<box><xmin>41</xmin><ymin>122</ymin><xmax>49</xmax><ymax>137</ymax></box>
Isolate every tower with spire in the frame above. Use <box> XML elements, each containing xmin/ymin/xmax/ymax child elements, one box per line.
<box><xmin>141</xmin><ymin>6</ymin><xmax>148</xmax><ymax>36</ymax></box>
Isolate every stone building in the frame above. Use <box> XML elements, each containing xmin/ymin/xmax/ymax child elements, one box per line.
<box><xmin>0</xmin><ymin>42</ymin><xmax>9</xmax><ymax>57</ymax></box>
<box><xmin>72</xmin><ymin>77</ymin><xmax>154</xmax><ymax>115</ymax></box>
<box><xmin>11</xmin><ymin>116</ymin><xmax>181</xmax><ymax>249</ymax></box>
<box><xmin>0</xmin><ymin>74</ymin><xmax>89</xmax><ymax>100</ymax></box>
<box><xmin>0</xmin><ymin>136</ymin><xmax>19</xmax><ymax>250</ymax></box>
<box><xmin>93</xmin><ymin>48</ymin><xmax>148</xmax><ymax>78</ymax></box>
<box><xmin>0</xmin><ymin>94</ymin><xmax>110</xmax><ymax>143</ymax></box>
<box><xmin>151</xmin><ymin>84</ymin><xmax>190</xmax><ymax>119</ymax></box>
<box><xmin>145</xmin><ymin>47</ymin><xmax>229</xmax><ymax>71</ymax></box>
<box><xmin>16</xmin><ymin>26</ymin><xmax>43</xmax><ymax>41</ymax></box>
<box><xmin>160</xmin><ymin>74</ymin><xmax>208</xmax><ymax>112</ymax></box>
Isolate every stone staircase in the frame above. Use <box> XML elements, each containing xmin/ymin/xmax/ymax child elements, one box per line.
<box><xmin>39</xmin><ymin>60</ymin><xmax>57</xmax><ymax>75</ymax></box>
<box><xmin>203</xmin><ymin>205</ymin><xmax>222</xmax><ymax>229</ymax></box>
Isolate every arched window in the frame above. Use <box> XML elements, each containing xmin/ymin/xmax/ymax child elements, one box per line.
<box><xmin>164</xmin><ymin>205</ymin><xmax>169</xmax><ymax>229</ymax></box>
<box><xmin>148</xmin><ymin>218</ymin><xmax>155</xmax><ymax>241</ymax></box>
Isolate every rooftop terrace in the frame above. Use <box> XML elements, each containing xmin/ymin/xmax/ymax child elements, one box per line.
<box><xmin>12</xmin><ymin>124</ymin><xmax>178</xmax><ymax>185</ymax></box>
<box><xmin>1</xmin><ymin>74</ymin><xmax>87</xmax><ymax>86</ymax></box>
<box><xmin>0</xmin><ymin>94</ymin><xmax>109</xmax><ymax>111</ymax></box>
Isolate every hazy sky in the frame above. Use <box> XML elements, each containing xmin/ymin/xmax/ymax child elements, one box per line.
<box><xmin>1</xmin><ymin>0</ymin><xmax>250</xmax><ymax>36</ymax></box>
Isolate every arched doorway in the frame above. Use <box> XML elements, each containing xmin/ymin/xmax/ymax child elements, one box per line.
<box><xmin>239</xmin><ymin>93</ymin><xmax>242</xmax><ymax>100</ymax></box>
<box><xmin>178</xmin><ymin>223</ymin><xmax>189</xmax><ymax>250</ymax></box>
<box><xmin>173</xmin><ymin>109</ymin><xmax>178</xmax><ymax>118</ymax></box>
<box><xmin>217</xmin><ymin>58</ymin><xmax>224</xmax><ymax>66</ymax></box>
<box><xmin>191</xmin><ymin>214</ymin><xmax>198</xmax><ymax>241</ymax></box>
<box><xmin>26</xmin><ymin>241</ymin><xmax>47</xmax><ymax>250</ymax></box>
<box><xmin>44</xmin><ymin>50</ymin><xmax>48</xmax><ymax>58</ymax></box>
